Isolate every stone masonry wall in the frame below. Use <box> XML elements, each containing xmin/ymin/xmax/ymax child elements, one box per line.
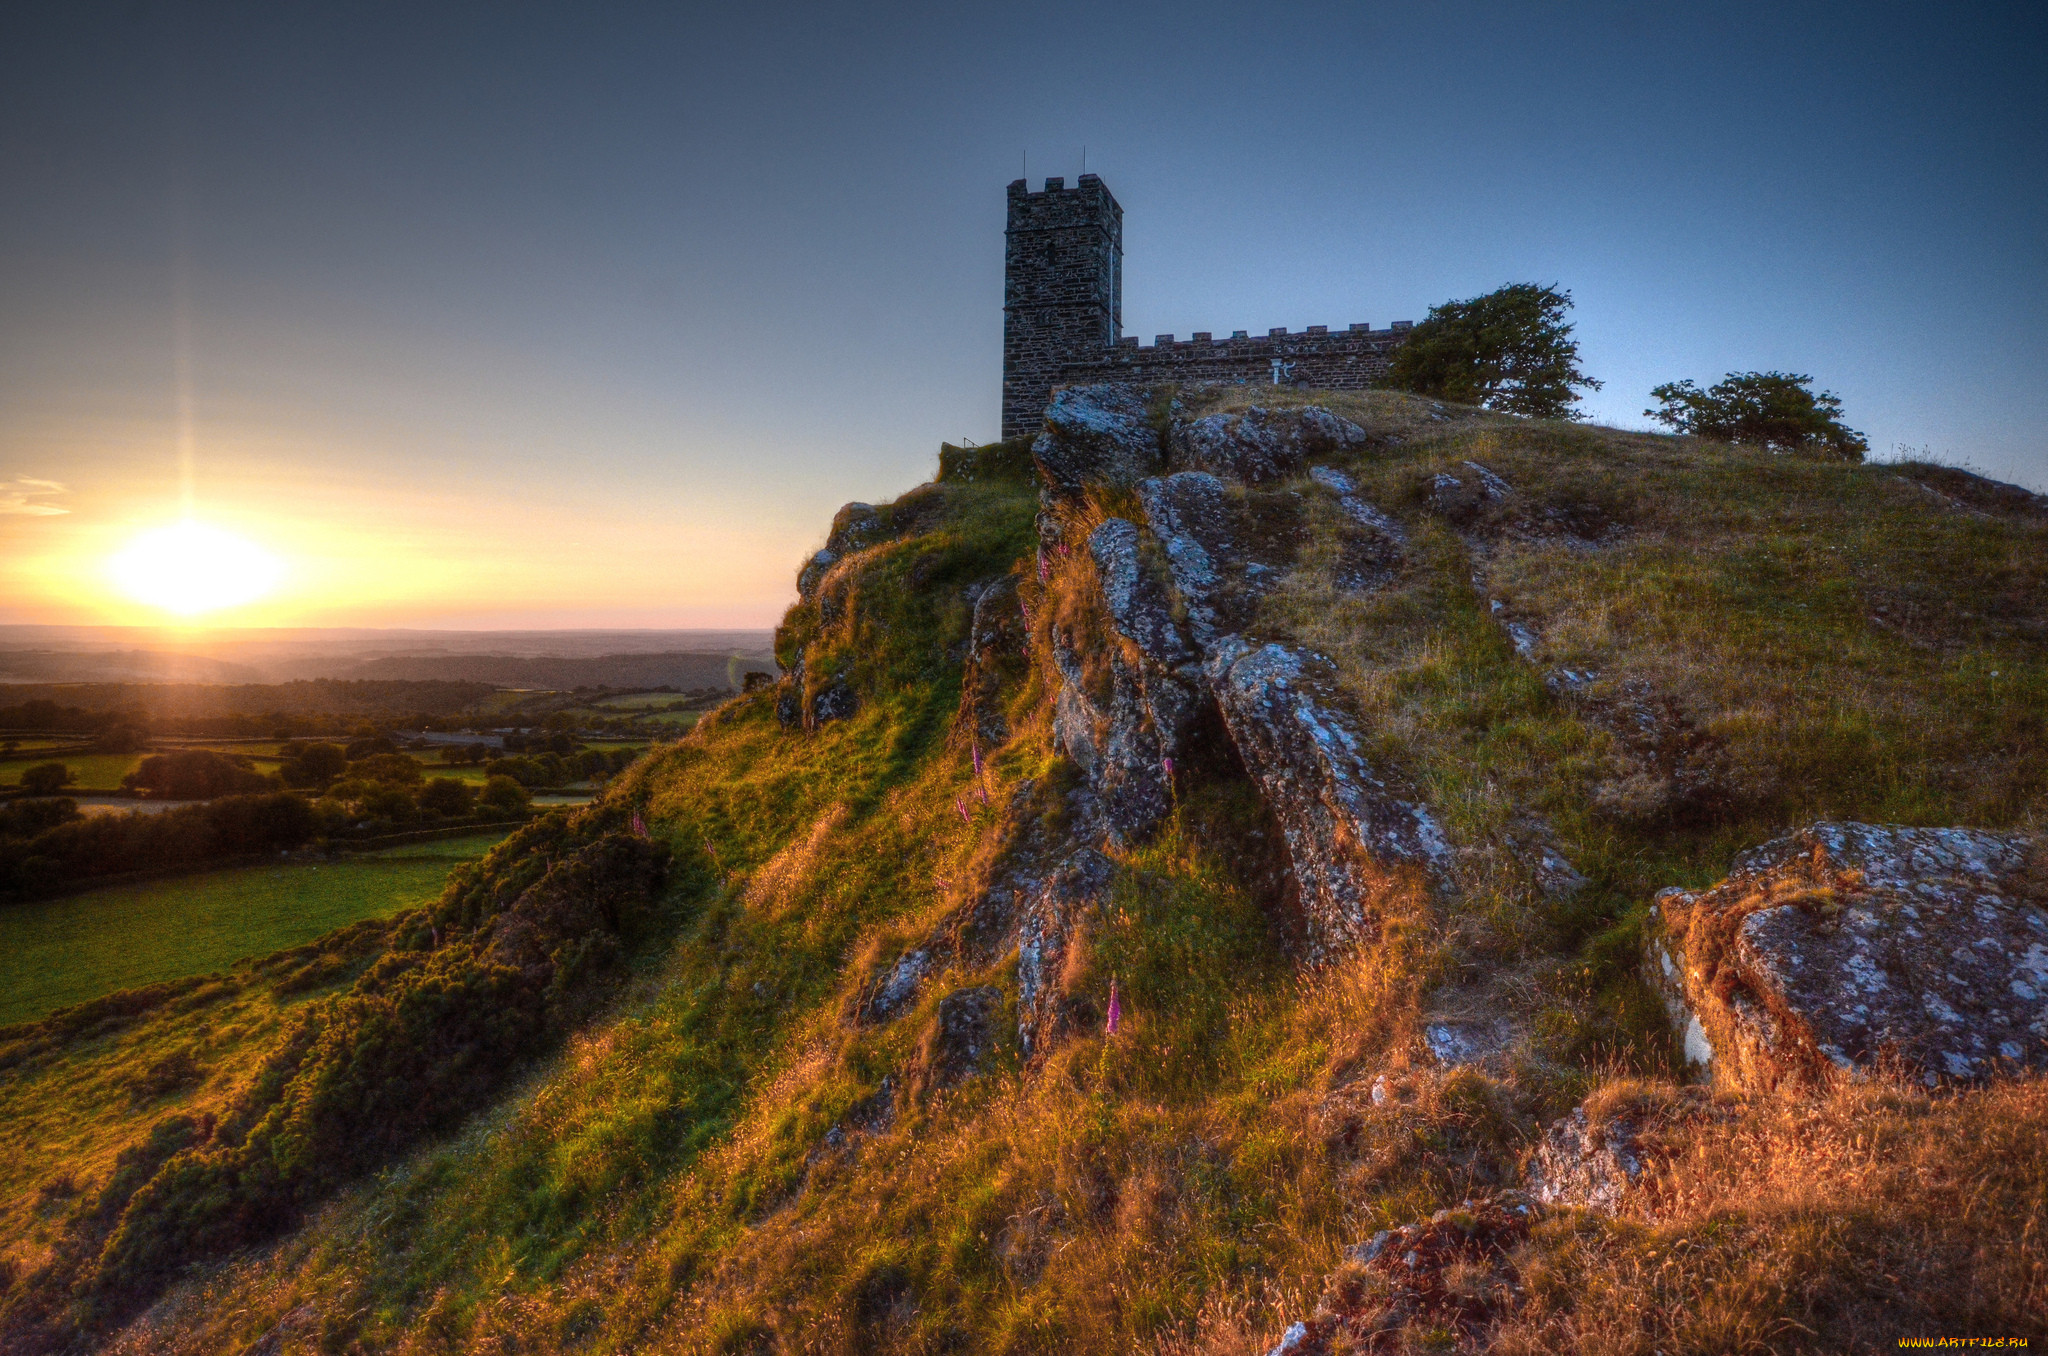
<box><xmin>1003</xmin><ymin>175</ymin><xmax>1123</xmax><ymax>439</ymax></box>
<box><xmin>1061</xmin><ymin>323</ymin><xmax>1410</xmax><ymax>394</ymax></box>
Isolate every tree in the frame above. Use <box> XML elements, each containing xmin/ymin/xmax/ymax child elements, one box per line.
<box><xmin>418</xmin><ymin>777</ymin><xmax>476</xmax><ymax>818</ymax></box>
<box><xmin>477</xmin><ymin>774</ymin><xmax>531</xmax><ymax>818</ymax></box>
<box><xmin>280</xmin><ymin>741</ymin><xmax>348</xmax><ymax>789</ymax></box>
<box><xmin>1644</xmin><ymin>371</ymin><xmax>1867</xmax><ymax>462</ymax></box>
<box><xmin>122</xmin><ymin>750</ymin><xmax>274</xmax><ymax>799</ymax></box>
<box><xmin>1381</xmin><ymin>282</ymin><xmax>1601</xmax><ymax>418</ymax></box>
<box><xmin>346</xmin><ymin>752</ymin><xmax>425</xmax><ymax>785</ymax></box>
<box><xmin>21</xmin><ymin>762</ymin><xmax>74</xmax><ymax>795</ymax></box>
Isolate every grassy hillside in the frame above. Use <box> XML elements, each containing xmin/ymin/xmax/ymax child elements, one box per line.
<box><xmin>2</xmin><ymin>394</ymin><xmax>2042</xmax><ymax>1354</ymax></box>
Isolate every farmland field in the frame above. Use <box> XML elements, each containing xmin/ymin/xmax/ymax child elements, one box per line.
<box><xmin>0</xmin><ymin>832</ymin><xmax>510</xmax><ymax>1028</ymax></box>
<box><xmin>0</xmin><ymin>751</ymin><xmax>144</xmax><ymax>792</ymax></box>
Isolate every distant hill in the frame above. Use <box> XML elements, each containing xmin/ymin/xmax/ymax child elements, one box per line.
<box><xmin>324</xmin><ymin>651</ymin><xmax>777</xmax><ymax>689</ymax></box>
<box><xmin>0</xmin><ymin>627</ymin><xmax>777</xmax><ymax>686</ymax></box>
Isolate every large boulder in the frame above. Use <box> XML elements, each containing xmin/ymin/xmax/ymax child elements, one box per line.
<box><xmin>1648</xmin><ymin>822</ymin><xmax>2047</xmax><ymax>1091</ymax></box>
<box><xmin>1205</xmin><ymin>639</ymin><xmax>1451</xmax><ymax>961</ymax></box>
<box><xmin>1031</xmin><ymin>385</ymin><xmax>1165</xmax><ymax>497</ymax></box>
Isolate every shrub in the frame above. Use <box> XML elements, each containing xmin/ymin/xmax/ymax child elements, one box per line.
<box><xmin>20</xmin><ymin>762</ymin><xmax>73</xmax><ymax>795</ymax></box>
<box><xmin>54</xmin><ymin>816</ymin><xmax>670</xmax><ymax>1333</ymax></box>
<box><xmin>1644</xmin><ymin>370</ymin><xmax>1867</xmax><ymax>462</ymax></box>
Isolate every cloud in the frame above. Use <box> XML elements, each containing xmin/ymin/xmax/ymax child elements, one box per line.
<box><xmin>0</xmin><ymin>478</ymin><xmax>70</xmax><ymax>516</ymax></box>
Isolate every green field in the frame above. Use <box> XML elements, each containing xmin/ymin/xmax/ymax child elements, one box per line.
<box><xmin>0</xmin><ymin>751</ymin><xmax>144</xmax><ymax>792</ymax></box>
<box><xmin>0</xmin><ymin>833</ymin><xmax>508</xmax><ymax>1028</ymax></box>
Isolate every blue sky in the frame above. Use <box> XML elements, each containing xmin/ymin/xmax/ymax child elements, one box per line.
<box><xmin>2</xmin><ymin>1</ymin><xmax>2041</xmax><ymax>626</ymax></box>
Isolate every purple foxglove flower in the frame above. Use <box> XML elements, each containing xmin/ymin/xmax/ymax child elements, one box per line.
<box><xmin>1160</xmin><ymin>756</ymin><xmax>1174</xmax><ymax>780</ymax></box>
<box><xmin>632</xmin><ymin>812</ymin><xmax>649</xmax><ymax>838</ymax></box>
<box><xmin>956</xmin><ymin>796</ymin><xmax>971</xmax><ymax>823</ymax></box>
<box><xmin>1037</xmin><ymin>550</ymin><xmax>1049</xmax><ymax>584</ymax></box>
<box><xmin>972</xmin><ymin>741</ymin><xmax>984</xmax><ymax>779</ymax></box>
<box><xmin>1106</xmin><ymin>978</ymin><xmax>1121</xmax><ymax>1037</ymax></box>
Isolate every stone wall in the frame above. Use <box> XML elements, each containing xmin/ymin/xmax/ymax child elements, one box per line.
<box><xmin>1001</xmin><ymin>174</ymin><xmax>1413</xmax><ymax>437</ymax></box>
<box><xmin>1061</xmin><ymin>323</ymin><xmax>1409</xmax><ymax>394</ymax></box>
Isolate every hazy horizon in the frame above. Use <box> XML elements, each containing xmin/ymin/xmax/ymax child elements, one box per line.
<box><xmin>5</xmin><ymin>1</ymin><xmax>2041</xmax><ymax>630</ymax></box>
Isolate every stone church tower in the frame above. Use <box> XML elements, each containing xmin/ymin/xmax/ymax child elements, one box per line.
<box><xmin>1001</xmin><ymin>175</ymin><xmax>1123</xmax><ymax>440</ymax></box>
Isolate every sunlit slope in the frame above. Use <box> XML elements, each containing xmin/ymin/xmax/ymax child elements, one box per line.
<box><xmin>4</xmin><ymin>397</ymin><xmax>2043</xmax><ymax>1354</ymax></box>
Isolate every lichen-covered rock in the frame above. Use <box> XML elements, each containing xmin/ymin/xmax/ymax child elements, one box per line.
<box><xmin>806</xmin><ymin>677</ymin><xmax>858</xmax><ymax>730</ymax></box>
<box><xmin>1031</xmin><ymin>385</ymin><xmax>1164</xmax><ymax>497</ymax></box>
<box><xmin>1170</xmin><ymin>405</ymin><xmax>1369</xmax><ymax>484</ymax></box>
<box><xmin>826</xmin><ymin>501</ymin><xmax>886</xmax><ymax>555</ymax></box>
<box><xmin>1136</xmin><ymin>472</ymin><xmax>1233</xmax><ymax>646</ymax></box>
<box><xmin>907</xmin><ymin>986</ymin><xmax>1003</xmax><ymax>1098</ymax></box>
<box><xmin>1526</xmin><ymin>1107</ymin><xmax>1647</xmax><ymax>1213</ymax></box>
<box><xmin>1051</xmin><ymin>677</ymin><xmax>1102</xmax><ymax>775</ymax></box>
<box><xmin>1308</xmin><ymin>465</ymin><xmax>1405</xmax><ymax>593</ymax></box>
<box><xmin>1096</xmin><ymin>656</ymin><xmax>1172</xmax><ymax>846</ymax></box>
<box><xmin>796</xmin><ymin>548</ymin><xmax>837</xmax><ymax>602</ymax></box>
<box><xmin>862</xmin><ymin>948</ymin><xmax>931</xmax><ymax>1023</ymax></box>
<box><xmin>1017</xmin><ymin>849</ymin><xmax>1114</xmax><ymax>1057</ymax></box>
<box><xmin>774</xmin><ymin>674</ymin><xmax>804</xmax><ymax>729</ymax></box>
<box><xmin>1426</xmin><ymin>460</ymin><xmax>1511</xmax><ymax>525</ymax></box>
<box><xmin>1205</xmin><ymin>638</ymin><xmax>1450</xmax><ymax>961</ymax></box>
<box><xmin>1649</xmin><ymin>822</ymin><xmax>2048</xmax><ymax>1091</ymax></box>
<box><xmin>1264</xmin><ymin>1193</ymin><xmax>1537</xmax><ymax>1354</ymax></box>
<box><xmin>1087</xmin><ymin>518</ymin><xmax>1194</xmax><ymax>667</ymax></box>
<box><xmin>957</xmin><ymin>575</ymin><xmax>1023</xmax><ymax>746</ymax></box>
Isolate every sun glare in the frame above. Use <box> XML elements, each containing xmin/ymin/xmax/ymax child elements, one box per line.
<box><xmin>108</xmin><ymin>520</ymin><xmax>285</xmax><ymax>617</ymax></box>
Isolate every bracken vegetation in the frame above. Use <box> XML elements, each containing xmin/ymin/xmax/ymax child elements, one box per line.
<box><xmin>0</xmin><ymin>391</ymin><xmax>2042</xmax><ymax>1353</ymax></box>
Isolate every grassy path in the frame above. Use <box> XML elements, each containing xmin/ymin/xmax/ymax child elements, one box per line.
<box><xmin>0</xmin><ymin>833</ymin><xmax>507</xmax><ymax>1027</ymax></box>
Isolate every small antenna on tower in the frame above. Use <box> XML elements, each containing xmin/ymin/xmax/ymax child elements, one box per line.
<box><xmin>1082</xmin><ymin>145</ymin><xmax>1086</xmax><ymax>175</ymax></box>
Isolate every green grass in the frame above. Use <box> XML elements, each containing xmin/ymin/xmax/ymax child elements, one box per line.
<box><xmin>0</xmin><ymin>752</ymin><xmax>144</xmax><ymax>792</ymax></box>
<box><xmin>0</xmin><ymin>832</ymin><xmax>509</xmax><ymax>1027</ymax></box>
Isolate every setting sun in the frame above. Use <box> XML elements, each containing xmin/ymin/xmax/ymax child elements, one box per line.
<box><xmin>106</xmin><ymin>519</ymin><xmax>285</xmax><ymax>617</ymax></box>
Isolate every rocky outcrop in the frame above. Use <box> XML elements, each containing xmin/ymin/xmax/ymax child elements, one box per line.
<box><xmin>958</xmin><ymin>574</ymin><xmax>1024</xmax><ymax>746</ymax></box>
<box><xmin>1170</xmin><ymin>405</ymin><xmax>1370</xmax><ymax>484</ymax></box>
<box><xmin>1309</xmin><ymin>465</ymin><xmax>1405</xmax><ymax>593</ymax></box>
<box><xmin>1024</xmin><ymin>385</ymin><xmax>1451</xmax><ymax>961</ymax></box>
<box><xmin>905</xmin><ymin>986</ymin><xmax>1003</xmax><ymax>1099</ymax></box>
<box><xmin>1206</xmin><ymin>639</ymin><xmax>1450</xmax><ymax>960</ymax></box>
<box><xmin>1031</xmin><ymin>384</ymin><xmax>1164</xmax><ymax>497</ymax></box>
<box><xmin>1017</xmin><ymin>849</ymin><xmax>1114</xmax><ymax>1057</ymax></box>
<box><xmin>1648</xmin><ymin>822</ymin><xmax>2047</xmax><ymax>1091</ymax></box>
